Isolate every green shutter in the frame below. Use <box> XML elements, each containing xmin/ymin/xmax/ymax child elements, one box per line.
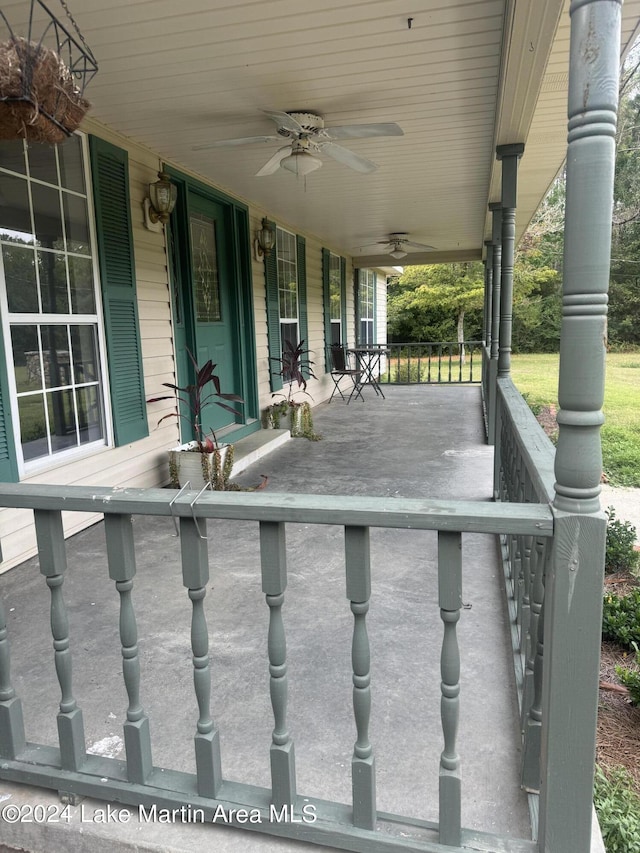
<box><xmin>264</xmin><ymin>220</ymin><xmax>282</xmax><ymax>392</ymax></box>
<box><xmin>89</xmin><ymin>136</ymin><xmax>148</xmax><ymax>446</ymax></box>
<box><xmin>0</xmin><ymin>320</ymin><xmax>18</xmax><ymax>482</ymax></box>
<box><xmin>340</xmin><ymin>256</ymin><xmax>347</xmax><ymax>346</ymax></box>
<box><xmin>322</xmin><ymin>248</ymin><xmax>331</xmax><ymax>368</ymax></box>
<box><xmin>296</xmin><ymin>235</ymin><xmax>309</xmax><ymax>379</ymax></box>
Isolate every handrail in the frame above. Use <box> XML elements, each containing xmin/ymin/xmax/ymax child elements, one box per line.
<box><xmin>0</xmin><ymin>484</ymin><xmax>553</xmax><ymax>535</ymax></box>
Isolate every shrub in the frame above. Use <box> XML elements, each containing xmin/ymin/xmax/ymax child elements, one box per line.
<box><xmin>616</xmin><ymin>642</ymin><xmax>640</xmax><ymax>706</ymax></box>
<box><xmin>602</xmin><ymin>588</ymin><xmax>640</xmax><ymax>649</ymax></box>
<box><xmin>594</xmin><ymin>765</ymin><xmax>640</xmax><ymax>853</ymax></box>
<box><xmin>605</xmin><ymin>506</ymin><xmax>639</xmax><ymax>574</ymax></box>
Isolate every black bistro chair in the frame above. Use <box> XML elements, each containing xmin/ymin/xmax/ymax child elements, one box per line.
<box><xmin>328</xmin><ymin>345</ymin><xmax>364</xmax><ymax>403</ymax></box>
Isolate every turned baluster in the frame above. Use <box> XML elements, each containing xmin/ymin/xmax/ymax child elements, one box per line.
<box><xmin>438</xmin><ymin>531</ymin><xmax>462</xmax><ymax>847</ymax></box>
<box><xmin>180</xmin><ymin>516</ymin><xmax>221</xmax><ymax>797</ymax></box>
<box><xmin>0</xmin><ymin>597</ymin><xmax>25</xmax><ymax>758</ymax></box>
<box><xmin>105</xmin><ymin>514</ymin><xmax>152</xmax><ymax>784</ymax></box>
<box><xmin>345</xmin><ymin>526</ymin><xmax>375</xmax><ymax>830</ymax></box>
<box><xmin>260</xmin><ymin>521</ymin><xmax>296</xmax><ymax>808</ymax></box>
<box><xmin>35</xmin><ymin>509</ymin><xmax>85</xmax><ymax>772</ymax></box>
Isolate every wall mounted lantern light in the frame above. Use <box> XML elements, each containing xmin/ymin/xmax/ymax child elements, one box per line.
<box><xmin>254</xmin><ymin>218</ymin><xmax>276</xmax><ymax>261</ymax></box>
<box><xmin>143</xmin><ymin>171</ymin><xmax>178</xmax><ymax>231</ymax></box>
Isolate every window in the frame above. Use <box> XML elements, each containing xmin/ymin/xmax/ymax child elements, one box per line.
<box><xmin>265</xmin><ymin>223</ymin><xmax>307</xmax><ymax>392</ymax></box>
<box><xmin>329</xmin><ymin>252</ymin><xmax>342</xmax><ymax>345</ymax></box>
<box><xmin>0</xmin><ymin>136</ymin><xmax>108</xmax><ymax>470</ymax></box>
<box><xmin>276</xmin><ymin>226</ymin><xmax>299</xmax><ymax>361</ymax></box>
<box><xmin>358</xmin><ymin>269</ymin><xmax>376</xmax><ymax>345</ymax></box>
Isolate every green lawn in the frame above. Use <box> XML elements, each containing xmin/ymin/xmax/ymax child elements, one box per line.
<box><xmin>510</xmin><ymin>352</ymin><xmax>640</xmax><ymax>487</ymax></box>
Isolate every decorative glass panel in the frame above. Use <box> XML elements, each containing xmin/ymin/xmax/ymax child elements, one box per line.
<box><xmin>4</xmin><ymin>245</ymin><xmax>38</xmax><ymax>312</ymax></box>
<box><xmin>190</xmin><ymin>213</ymin><xmax>221</xmax><ymax>322</ymax></box>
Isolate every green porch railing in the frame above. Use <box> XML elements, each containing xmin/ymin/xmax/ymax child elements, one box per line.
<box><xmin>0</xmin><ymin>483</ymin><xmax>550</xmax><ymax>853</ymax></box>
<box><xmin>380</xmin><ymin>342</ymin><xmax>483</xmax><ymax>386</ymax></box>
<box><xmin>493</xmin><ymin>377</ymin><xmax>556</xmax><ymax>809</ymax></box>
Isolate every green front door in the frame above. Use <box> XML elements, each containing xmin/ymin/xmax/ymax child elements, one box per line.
<box><xmin>184</xmin><ymin>192</ymin><xmax>240</xmax><ymax>441</ymax></box>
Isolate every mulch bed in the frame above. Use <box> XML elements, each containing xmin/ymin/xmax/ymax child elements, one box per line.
<box><xmin>598</xmin><ymin>573</ymin><xmax>640</xmax><ymax>794</ymax></box>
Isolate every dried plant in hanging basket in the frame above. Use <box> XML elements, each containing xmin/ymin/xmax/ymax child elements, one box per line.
<box><xmin>0</xmin><ymin>36</ymin><xmax>90</xmax><ymax>144</ymax></box>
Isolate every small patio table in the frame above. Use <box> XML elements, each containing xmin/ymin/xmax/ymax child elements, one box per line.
<box><xmin>348</xmin><ymin>346</ymin><xmax>390</xmax><ymax>398</ymax></box>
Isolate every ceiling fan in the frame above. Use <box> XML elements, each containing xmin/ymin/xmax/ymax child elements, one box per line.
<box><xmin>192</xmin><ymin>110</ymin><xmax>403</xmax><ymax>176</ymax></box>
<box><xmin>360</xmin><ymin>233</ymin><xmax>437</xmax><ymax>260</ymax></box>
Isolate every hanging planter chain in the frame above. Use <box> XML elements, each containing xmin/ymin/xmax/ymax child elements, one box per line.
<box><xmin>0</xmin><ymin>0</ymin><xmax>98</xmax><ymax>144</ymax></box>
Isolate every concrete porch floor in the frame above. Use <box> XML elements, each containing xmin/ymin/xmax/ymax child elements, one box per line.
<box><xmin>0</xmin><ymin>386</ymin><xmax>531</xmax><ymax>852</ymax></box>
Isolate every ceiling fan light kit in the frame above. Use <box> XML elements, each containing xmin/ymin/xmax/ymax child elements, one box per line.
<box><xmin>280</xmin><ymin>148</ymin><xmax>323</xmax><ymax>176</ymax></box>
<box><xmin>192</xmin><ymin>109</ymin><xmax>404</xmax><ymax>177</ymax></box>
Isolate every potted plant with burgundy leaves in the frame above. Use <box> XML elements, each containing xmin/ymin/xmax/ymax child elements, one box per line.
<box><xmin>263</xmin><ymin>339</ymin><xmax>321</xmax><ymax>440</ymax></box>
<box><xmin>147</xmin><ymin>351</ymin><xmax>244</xmax><ymax>489</ymax></box>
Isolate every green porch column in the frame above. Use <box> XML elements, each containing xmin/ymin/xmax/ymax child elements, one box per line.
<box><xmin>497</xmin><ymin>143</ymin><xmax>525</xmax><ymax>378</ymax></box>
<box><xmin>484</xmin><ymin>239</ymin><xmax>494</xmax><ymax>348</ymax></box>
<box><xmin>537</xmin><ymin>1</ymin><xmax>621</xmax><ymax>851</ymax></box>
<box><xmin>482</xmin><ymin>239</ymin><xmax>494</xmax><ymax>431</ymax></box>
<box><xmin>487</xmin><ymin>204</ymin><xmax>502</xmax><ymax>445</ymax></box>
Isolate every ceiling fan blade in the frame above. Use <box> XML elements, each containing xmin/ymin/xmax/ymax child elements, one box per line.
<box><xmin>404</xmin><ymin>240</ymin><xmax>437</xmax><ymax>250</ymax></box>
<box><xmin>320</xmin><ymin>142</ymin><xmax>376</xmax><ymax>173</ymax></box>
<box><xmin>262</xmin><ymin>109</ymin><xmax>305</xmax><ymax>133</ymax></box>
<box><xmin>256</xmin><ymin>146</ymin><xmax>292</xmax><ymax>176</ymax></box>
<box><xmin>193</xmin><ymin>135</ymin><xmax>280</xmax><ymax>151</ymax></box>
<box><xmin>324</xmin><ymin>122</ymin><xmax>404</xmax><ymax>140</ymax></box>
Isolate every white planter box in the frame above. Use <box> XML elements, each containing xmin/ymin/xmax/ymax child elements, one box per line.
<box><xmin>168</xmin><ymin>441</ymin><xmax>232</xmax><ymax>489</ymax></box>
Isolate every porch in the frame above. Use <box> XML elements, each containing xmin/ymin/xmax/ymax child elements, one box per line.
<box><xmin>0</xmin><ymin>384</ymin><xmax>560</xmax><ymax>853</ymax></box>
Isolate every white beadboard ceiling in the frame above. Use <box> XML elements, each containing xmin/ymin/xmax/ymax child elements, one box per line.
<box><xmin>4</xmin><ymin>0</ymin><xmax>640</xmax><ymax>267</ymax></box>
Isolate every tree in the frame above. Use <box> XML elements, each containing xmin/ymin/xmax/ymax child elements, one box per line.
<box><xmin>387</xmin><ymin>263</ymin><xmax>484</xmax><ymax>345</ymax></box>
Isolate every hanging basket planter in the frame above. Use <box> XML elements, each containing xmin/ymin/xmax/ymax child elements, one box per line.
<box><xmin>0</xmin><ymin>0</ymin><xmax>98</xmax><ymax>144</ymax></box>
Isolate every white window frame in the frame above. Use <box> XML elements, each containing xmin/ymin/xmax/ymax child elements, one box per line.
<box><xmin>329</xmin><ymin>251</ymin><xmax>342</xmax><ymax>345</ymax></box>
<box><xmin>359</xmin><ymin>269</ymin><xmax>375</xmax><ymax>346</ymax></box>
<box><xmin>0</xmin><ymin>133</ymin><xmax>113</xmax><ymax>477</ymax></box>
<box><xmin>276</xmin><ymin>226</ymin><xmax>299</xmax><ymax>355</ymax></box>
